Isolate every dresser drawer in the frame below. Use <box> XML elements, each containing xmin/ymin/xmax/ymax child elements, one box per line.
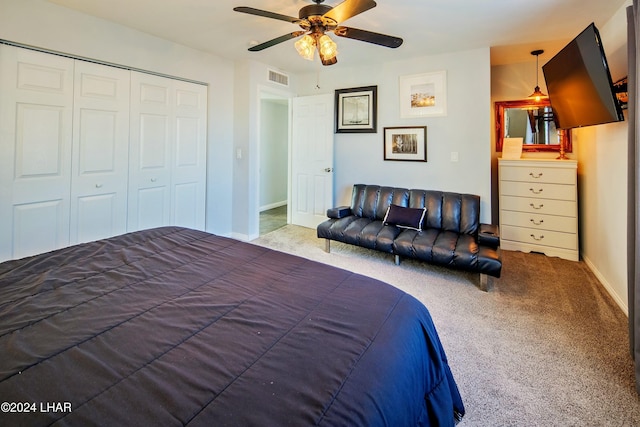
<box><xmin>500</xmin><ymin>196</ymin><xmax>576</xmax><ymax>216</ymax></box>
<box><xmin>500</xmin><ymin>165</ymin><xmax>576</xmax><ymax>184</ymax></box>
<box><xmin>500</xmin><ymin>181</ymin><xmax>576</xmax><ymax>201</ymax></box>
<box><xmin>500</xmin><ymin>210</ymin><xmax>577</xmax><ymax>233</ymax></box>
<box><xmin>501</xmin><ymin>225</ymin><xmax>577</xmax><ymax>250</ymax></box>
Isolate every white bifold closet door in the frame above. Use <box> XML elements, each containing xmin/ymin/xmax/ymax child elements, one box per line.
<box><xmin>0</xmin><ymin>48</ymin><xmax>131</xmax><ymax>259</ymax></box>
<box><xmin>0</xmin><ymin>45</ymin><xmax>207</xmax><ymax>262</ymax></box>
<box><xmin>128</xmin><ymin>71</ymin><xmax>207</xmax><ymax>232</ymax></box>
<box><xmin>70</xmin><ymin>61</ymin><xmax>131</xmax><ymax>245</ymax></box>
<box><xmin>0</xmin><ymin>46</ymin><xmax>75</xmax><ymax>260</ymax></box>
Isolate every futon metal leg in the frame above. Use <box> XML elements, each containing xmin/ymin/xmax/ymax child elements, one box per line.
<box><xmin>479</xmin><ymin>273</ymin><xmax>490</xmax><ymax>292</ymax></box>
<box><xmin>394</xmin><ymin>255</ymin><xmax>400</xmax><ymax>265</ymax></box>
<box><xmin>325</xmin><ymin>239</ymin><xmax>330</xmax><ymax>253</ymax></box>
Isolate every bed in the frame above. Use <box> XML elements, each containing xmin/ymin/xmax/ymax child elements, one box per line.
<box><xmin>0</xmin><ymin>226</ymin><xmax>464</xmax><ymax>426</ymax></box>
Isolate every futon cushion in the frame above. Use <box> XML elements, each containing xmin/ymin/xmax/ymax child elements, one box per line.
<box><xmin>383</xmin><ymin>204</ymin><xmax>427</xmax><ymax>231</ymax></box>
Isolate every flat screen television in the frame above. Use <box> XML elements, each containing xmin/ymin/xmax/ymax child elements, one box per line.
<box><xmin>542</xmin><ymin>23</ymin><xmax>624</xmax><ymax>130</ymax></box>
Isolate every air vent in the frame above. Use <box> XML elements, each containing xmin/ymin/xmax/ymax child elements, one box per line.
<box><xmin>268</xmin><ymin>69</ymin><xmax>289</xmax><ymax>87</ymax></box>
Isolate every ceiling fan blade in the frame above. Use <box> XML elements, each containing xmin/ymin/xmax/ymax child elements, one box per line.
<box><xmin>323</xmin><ymin>0</ymin><xmax>377</xmax><ymax>24</ymax></box>
<box><xmin>233</xmin><ymin>7</ymin><xmax>299</xmax><ymax>23</ymax></box>
<box><xmin>334</xmin><ymin>26</ymin><xmax>403</xmax><ymax>48</ymax></box>
<box><xmin>248</xmin><ymin>31</ymin><xmax>306</xmax><ymax>51</ymax></box>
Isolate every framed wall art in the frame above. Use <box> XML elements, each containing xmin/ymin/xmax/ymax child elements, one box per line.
<box><xmin>383</xmin><ymin>126</ymin><xmax>427</xmax><ymax>162</ymax></box>
<box><xmin>335</xmin><ymin>85</ymin><xmax>377</xmax><ymax>133</ymax></box>
<box><xmin>399</xmin><ymin>71</ymin><xmax>447</xmax><ymax>118</ymax></box>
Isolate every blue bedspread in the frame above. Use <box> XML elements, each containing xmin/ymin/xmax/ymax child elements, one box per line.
<box><xmin>0</xmin><ymin>227</ymin><xmax>464</xmax><ymax>426</ymax></box>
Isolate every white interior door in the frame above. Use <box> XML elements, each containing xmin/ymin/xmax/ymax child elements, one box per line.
<box><xmin>70</xmin><ymin>61</ymin><xmax>131</xmax><ymax>244</ymax></box>
<box><xmin>0</xmin><ymin>45</ymin><xmax>74</xmax><ymax>261</ymax></box>
<box><xmin>291</xmin><ymin>93</ymin><xmax>334</xmax><ymax>229</ymax></box>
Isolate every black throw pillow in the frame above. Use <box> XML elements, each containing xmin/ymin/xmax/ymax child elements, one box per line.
<box><xmin>383</xmin><ymin>204</ymin><xmax>427</xmax><ymax>231</ymax></box>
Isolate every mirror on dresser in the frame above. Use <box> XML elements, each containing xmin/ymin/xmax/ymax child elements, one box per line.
<box><xmin>495</xmin><ymin>99</ymin><xmax>572</xmax><ymax>153</ymax></box>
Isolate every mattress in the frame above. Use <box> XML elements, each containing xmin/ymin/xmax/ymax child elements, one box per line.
<box><xmin>0</xmin><ymin>227</ymin><xmax>464</xmax><ymax>426</ymax></box>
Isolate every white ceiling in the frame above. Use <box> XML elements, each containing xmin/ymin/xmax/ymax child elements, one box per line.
<box><xmin>47</xmin><ymin>0</ymin><xmax>628</xmax><ymax>73</ymax></box>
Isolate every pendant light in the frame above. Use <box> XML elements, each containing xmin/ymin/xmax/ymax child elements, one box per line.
<box><xmin>528</xmin><ymin>49</ymin><xmax>548</xmax><ymax>102</ymax></box>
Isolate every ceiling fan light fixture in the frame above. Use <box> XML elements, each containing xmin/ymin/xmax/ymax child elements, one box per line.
<box><xmin>319</xmin><ymin>53</ymin><xmax>338</xmax><ymax>66</ymax></box>
<box><xmin>318</xmin><ymin>34</ymin><xmax>338</xmax><ymax>59</ymax></box>
<box><xmin>295</xmin><ymin>34</ymin><xmax>316</xmax><ymax>61</ymax></box>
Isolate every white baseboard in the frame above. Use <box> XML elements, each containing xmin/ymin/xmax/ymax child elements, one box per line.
<box><xmin>260</xmin><ymin>200</ymin><xmax>287</xmax><ymax>212</ymax></box>
<box><xmin>230</xmin><ymin>232</ymin><xmax>251</xmax><ymax>242</ymax></box>
<box><xmin>582</xmin><ymin>254</ymin><xmax>628</xmax><ymax>316</ymax></box>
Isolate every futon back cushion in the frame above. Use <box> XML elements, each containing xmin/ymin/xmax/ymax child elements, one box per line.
<box><xmin>383</xmin><ymin>204</ymin><xmax>427</xmax><ymax>231</ymax></box>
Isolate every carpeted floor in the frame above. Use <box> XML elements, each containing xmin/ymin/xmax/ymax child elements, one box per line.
<box><xmin>252</xmin><ymin>224</ymin><xmax>640</xmax><ymax>426</ymax></box>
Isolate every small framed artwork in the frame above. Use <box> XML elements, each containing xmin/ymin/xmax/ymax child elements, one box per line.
<box><xmin>335</xmin><ymin>85</ymin><xmax>377</xmax><ymax>133</ymax></box>
<box><xmin>383</xmin><ymin>126</ymin><xmax>427</xmax><ymax>162</ymax></box>
<box><xmin>399</xmin><ymin>71</ymin><xmax>447</xmax><ymax>118</ymax></box>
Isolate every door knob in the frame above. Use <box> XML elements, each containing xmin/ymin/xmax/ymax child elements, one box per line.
<box><xmin>324</xmin><ymin>167</ymin><xmax>333</xmax><ymax>172</ymax></box>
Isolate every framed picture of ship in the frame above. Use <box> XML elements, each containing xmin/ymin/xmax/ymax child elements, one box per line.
<box><xmin>335</xmin><ymin>85</ymin><xmax>377</xmax><ymax>133</ymax></box>
<box><xmin>399</xmin><ymin>71</ymin><xmax>447</xmax><ymax>118</ymax></box>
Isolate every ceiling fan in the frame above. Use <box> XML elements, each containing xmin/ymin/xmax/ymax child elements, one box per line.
<box><xmin>233</xmin><ymin>0</ymin><xmax>403</xmax><ymax>66</ymax></box>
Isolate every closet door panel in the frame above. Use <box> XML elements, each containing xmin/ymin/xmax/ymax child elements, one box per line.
<box><xmin>173</xmin><ymin>81</ymin><xmax>207</xmax><ymax>229</ymax></box>
<box><xmin>0</xmin><ymin>45</ymin><xmax>74</xmax><ymax>261</ymax></box>
<box><xmin>71</xmin><ymin>61</ymin><xmax>130</xmax><ymax>244</ymax></box>
<box><xmin>13</xmin><ymin>200</ymin><xmax>66</xmax><ymax>258</ymax></box>
<box><xmin>137</xmin><ymin>187</ymin><xmax>168</xmax><ymax>229</ymax></box>
<box><xmin>128</xmin><ymin>72</ymin><xmax>172</xmax><ymax>231</ymax></box>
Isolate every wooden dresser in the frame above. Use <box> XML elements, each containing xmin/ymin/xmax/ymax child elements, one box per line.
<box><xmin>498</xmin><ymin>158</ymin><xmax>578</xmax><ymax>261</ymax></box>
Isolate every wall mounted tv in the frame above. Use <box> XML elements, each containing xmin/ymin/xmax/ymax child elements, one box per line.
<box><xmin>542</xmin><ymin>23</ymin><xmax>624</xmax><ymax>130</ymax></box>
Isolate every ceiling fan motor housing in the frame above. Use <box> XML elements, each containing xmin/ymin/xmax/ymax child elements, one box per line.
<box><xmin>299</xmin><ymin>4</ymin><xmax>332</xmax><ymax>19</ymax></box>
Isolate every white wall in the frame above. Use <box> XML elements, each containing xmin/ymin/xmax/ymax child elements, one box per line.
<box><xmin>575</xmin><ymin>1</ymin><xmax>631</xmax><ymax>313</ymax></box>
<box><xmin>296</xmin><ymin>47</ymin><xmax>494</xmax><ymax>223</ymax></box>
<box><xmin>0</xmin><ymin>0</ymin><xmax>236</xmax><ymax>236</ymax></box>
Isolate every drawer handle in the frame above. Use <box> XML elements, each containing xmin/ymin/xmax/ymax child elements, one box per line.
<box><xmin>529</xmin><ymin>188</ymin><xmax>543</xmax><ymax>194</ymax></box>
<box><xmin>529</xmin><ymin>172</ymin><xmax>543</xmax><ymax>178</ymax></box>
<box><xmin>530</xmin><ymin>234</ymin><xmax>545</xmax><ymax>241</ymax></box>
<box><xmin>530</xmin><ymin>203</ymin><xmax>544</xmax><ymax>210</ymax></box>
<box><xmin>530</xmin><ymin>219</ymin><xmax>544</xmax><ymax>226</ymax></box>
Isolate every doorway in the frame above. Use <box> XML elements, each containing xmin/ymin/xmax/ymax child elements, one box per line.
<box><xmin>258</xmin><ymin>93</ymin><xmax>290</xmax><ymax>236</ymax></box>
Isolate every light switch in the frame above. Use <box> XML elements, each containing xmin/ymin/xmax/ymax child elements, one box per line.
<box><xmin>236</xmin><ymin>148</ymin><xmax>242</xmax><ymax>159</ymax></box>
<box><xmin>450</xmin><ymin>151</ymin><xmax>459</xmax><ymax>162</ymax></box>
